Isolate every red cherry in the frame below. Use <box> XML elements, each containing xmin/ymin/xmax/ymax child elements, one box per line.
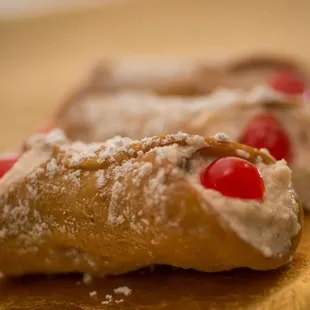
<box><xmin>268</xmin><ymin>71</ymin><xmax>305</xmax><ymax>95</ymax></box>
<box><xmin>0</xmin><ymin>154</ymin><xmax>19</xmax><ymax>179</ymax></box>
<box><xmin>200</xmin><ymin>157</ymin><xmax>265</xmax><ymax>200</ymax></box>
<box><xmin>239</xmin><ymin>113</ymin><xmax>292</xmax><ymax>162</ymax></box>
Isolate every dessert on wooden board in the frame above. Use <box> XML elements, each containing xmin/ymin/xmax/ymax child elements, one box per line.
<box><xmin>0</xmin><ymin>53</ymin><xmax>310</xmax><ymax>310</ymax></box>
<box><xmin>0</xmin><ymin>130</ymin><xmax>302</xmax><ymax>275</ymax></box>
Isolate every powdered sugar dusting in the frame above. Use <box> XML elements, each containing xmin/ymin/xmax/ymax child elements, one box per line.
<box><xmin>98</xmin><ymin>136</ymin><xmax>135</xmax><ymax>162</ymax></box>
<box><xmin>185</xmin><ymin>134</ymin><xmax>206</xmax><ymax>146</ymax></box>
<box><xmin>134</xmin><ymin>162</ymin><xmax>153</xmax><ymax>185</ymax></box>
<box><xmin>236</xmin><ymin>149</ymin><xmax>250</xmax><ymax>159</ymax></box>
<box><xmin>0</xmin><ymin>200</ymin><xmax>50</xmax><ymax>253</ymax></box>
<box><xmin>213</xmin><ymin>132</ymin><xmax>233</xmax><ymax>142</ymax></box>
<box><xmin>46</xmin><ymin>158</ymin><xmax>58</xmax><ymax>176</ymax></box>
<box><xmin>66</xmin><ymin>170</ymin><xmax>81</xmax><ymax>188</ymax></box>
<box><xmin>96</xmin><ymin>170</ymin><xmax>105</xmax><ymax>188</ymax></box>
<box><xmin>108</xmin><ymin>180</ymin><xmax>126</xmax><ymax>225</ymax></box>
<box><xmin>26</xmin><ymin>129</ymin><xmax>67</xmax><ymax>149</ymax></box>
<box><xmin>153</xmin><ymin>137</ymin><xmax>206</xmax><ymax>166</ymax></box>
<box><xmin>145</xmin><ymin>168</ymin><xmax>167</xmax><ymax>207</ymax></box>
<box><xmin>60</xmin><ymin>136</ymin><xmax>137</xmax><ymax>167</ymax></box>
<box><xmin>64</xmin><ymin>142</ymin><xmax>102</xmax><ymax>166</ymax></box>
<box><xmin>44</xmin><ymin>129</ymin><xmax>68</xmax><ymax>144</ymax></box>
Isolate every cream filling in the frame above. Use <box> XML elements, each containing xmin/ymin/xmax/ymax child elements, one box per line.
<box><xmin>157</xmin><ymin>143</ymin><xmax>300</xmax><ymax>258</ymax></box>
<box><xmin>194</xmin><ymin>158</ymin><xmax>300</xmax><ymax>258</ymax></box>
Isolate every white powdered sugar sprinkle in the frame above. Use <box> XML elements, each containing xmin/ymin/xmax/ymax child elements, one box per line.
<box><xmin>213</xmin><ymin>132</ymin><xmax>233</xmax><ymax>142</ymax></box>
<box><xmin>236</xmin><ymin>149</ymin><xmax>250</xmax><ymax>159</ymax></box>
<box><xmin>65</xmin><ymin>142</ymin><xmax>102</xmax><ymax>166</ymax></box>
<box><xmin>98</xmin><ymin>136</ymin><xmax>135</xmax><ymax>162</ymax></box>
<box><xmin>26</xmin><ymin>129</ymin><xmax>67</xmax><ymax>149</ymax></box>
<box><xmin>62</xmin><ymin>136</ymin><xmax>137</xmax><ymax>166</ymax></box>
<box><xmin>0</xmin><ymin>200</ymin><xmax>51</xmax><ymax>253</ymax></box>
<box><xmin>185</xmin><ymin>135</ymin><xmax>206</xmax><ymax>146</ymax></box>
<box><xmin>134</xmin><ymin>162</ymin><xmax>153</xmax><ymax>184</ymax></box>
<box><xmin>44</xmin><ymin>129</ymin><xmax>68</xmax><ymax>145</ymax></box>
<box><xmin>46</xmin><ymin>158</ymin><xmax>58</xmax><ymax>175</ymax></box>
<box><xmin>96</xmin><ymin>170</ymin><xmax>105</xmax><ymax>188</ymax></box>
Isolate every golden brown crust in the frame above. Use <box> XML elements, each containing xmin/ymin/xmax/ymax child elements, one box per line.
<box><xmin>0</xmin><ymin>133</ymin><xmax>302</xmax><ymax>275</ymax></box>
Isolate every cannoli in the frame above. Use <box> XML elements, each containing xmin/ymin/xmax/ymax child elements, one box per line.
<box><xmin>75</xmin><ymin>53</ymin><xmax>309</xmax><ymax>98</ymax></box>
<box><xmin>55</xmin><ymin>53</ymin><xmax>309</xmax><ymax>141</ymax></box>
<box><xmin>0</xmin><ymin>130</ymin><xmax>302</xmax><ymax>275</ymax></box>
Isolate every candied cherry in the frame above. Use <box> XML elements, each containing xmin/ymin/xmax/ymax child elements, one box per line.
<box><xmin>0</xmin><ymin>154</ymin><xmax>19</xmax><ymax>179</ymax></box>
<box><xmin>200</xmin><ymin>157</ymin><xmax>265</xmax><ymax>200</ymax></box>
<box><xmin>239</xmin><ymin>113</ymin><xmax>292</xmax><ymax>162</ymax></box>
<box><xmin>268</xmin><ymin>71</ymin><xmax>305</xmax><ymax>95</ymax></box>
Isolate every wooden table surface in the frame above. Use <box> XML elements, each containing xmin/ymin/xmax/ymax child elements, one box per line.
<box><xmin>1</xmin><ymin>1</ymin><xmax>310</xmax><ymax>309</ymax></box>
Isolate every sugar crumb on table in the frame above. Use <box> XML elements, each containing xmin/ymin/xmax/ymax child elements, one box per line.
<box><xmin>89</xmin><ymin>291</ymin><xmax>97</xmax><ymax>298</ymax></box>
<box><xmin>114</xmin><ymin>286</ymin><xmax>132</xmax><ymax>296</ymax></box>
<box><xmin>82</xmin><ymin>272</ymin><xmax>93</xmax><ymax>285</ymax></box>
